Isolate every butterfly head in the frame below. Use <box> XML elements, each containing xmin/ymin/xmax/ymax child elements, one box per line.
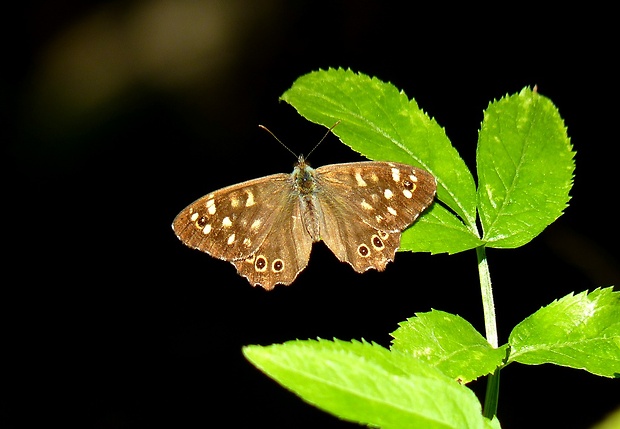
<box><xmin>296</xmin><ymin>154</ymin><xmax>309</xmax><ymax>168</ymax></box>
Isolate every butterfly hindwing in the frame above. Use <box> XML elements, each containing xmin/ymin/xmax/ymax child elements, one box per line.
<box><xmin>319</xmin><ymin>200</ymin><xmax>403</xmax><ymax>272</ymax></box>
<box><xmin>232</xmin><ymin>198</ymin><xmax>313</xmax><ymax>289</ymax></box>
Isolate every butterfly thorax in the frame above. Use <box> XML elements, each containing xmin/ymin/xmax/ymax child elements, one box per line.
<box><xmin>292</xmin><ymin>156</ymin><xmax>322</xmax><ymax>241</ymax></box>
<box><xmin>293</xmin><ymin>157</ymin><xmax>317</xmax><ymax>195</ymax></box>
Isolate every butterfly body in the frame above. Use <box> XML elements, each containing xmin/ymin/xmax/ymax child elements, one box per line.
<box><xmin>173</xmin><ymin>157</ymin><xmax>436</xmax><ymax>290</ymax></box>
<box><xmin>291</xmin><ymin>157</ymin><xmax>323</xmax><ymax>241</ymax></box>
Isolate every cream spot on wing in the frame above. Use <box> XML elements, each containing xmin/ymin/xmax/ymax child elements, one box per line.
<box><xmin>227</xmin><ymin>233</ymin><xmax>236</xmax><ymax>245</ymax></box>
<box><xmin>251</xmin><ymin>219</ymin><xmax>261</xmax><ymax>230</ymax></box>
<box><xmin>231</xmin><ymin>197</ymin><xmax>240</xmax><ymax>208</ymax></box>
<box><xmin>375</xmin><ymin>215</ymin><xmax>384</xmax><ymax>223</ymax></box>
<box><xmin>206</xmin><ymin>199</ymin><xmax>216</xmax><ymax>215</ymax></box>
<box><xmin>391</xmin><ymin>168</ymin><xmax>401</xmax><ymax>182</ymax></box>
<box><xmin>370</xmin><ymin>173</ymin><xmax>379</xmax><ymax>182</ymax></box>
<box><xmin>409</xmin><ymin>174</ymin><xmax>418</xmax><ymax>182</ymax></box>
<box><xmin>387</xmin><ymin>206</ymin><xmax>397</xmax><ymax>216</ymax></box>
<box><xmin>222</xmin><ymin>217</ymin><xmax>233</xmax><ymax>227</ymax></box>
<box><xmin>403</xmin><ymin>189</ymin><xmax>413</xmax><ymax>199</ymax></box>
<box><xmin>384</xmin><ymin>189</ymin><xmax>393</xmax><ymax>199</ymax></box>
<box><xmin>245</xmin><ymin>190</ymin><xmax>255</xmax><ymax>207</ymax></box>
<box><xmin>361</xmin><ymin>200</ymin><xmax>374</xmax><ymax>211</ymax></box>
<box><xmin>203</xmin><ymin>224</ymin><xmax>212</xmax><ymax>234</ymax></box>
<box><xmin>190</xmin><ymin>212</ymin><xmax>199</xmax><ymax>222</ymax></box>
<box><xmin>243</xmin><ymin>237</ymin><xmax>251</xmax><ymax>246</ymax></box>
<box><xmin>355</xmin><ymin>171</ymin><xmax>367</xmax><ymax>187</ymax></box>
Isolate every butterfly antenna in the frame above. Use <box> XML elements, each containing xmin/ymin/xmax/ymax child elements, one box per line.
<box><xmin>259</xmin><ymin>121</ymin><xmax>341</xmax><ymax>160</ymax></box>
<box><xmin>305</xmin><ymin>120</ymin><xmax>341</xmax><ymax>159</ymax></box>
<box><xmin>258</xmin><ymin>125</ymin><xmax>298</xmax><ymax>159</ymax></box>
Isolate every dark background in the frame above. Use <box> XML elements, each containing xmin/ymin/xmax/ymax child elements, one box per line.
<box><xmin>4</xmin><ymin>1</ymin><xmax>619</xmax><ymax>428</ymax></box>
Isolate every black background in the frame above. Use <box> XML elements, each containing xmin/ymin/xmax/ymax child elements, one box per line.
<box><xmin>4</xmin><ymin>1</ymin><xmax>619</xmax><ymax>428</ymax></box>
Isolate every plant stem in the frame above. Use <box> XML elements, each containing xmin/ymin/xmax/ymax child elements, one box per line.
<box><xmin>476</xmin><ymin>246</ymin><xmax>500</xmax><ymax>418</ymax></box>
<box><xmin>477</xmin><ymin>246</ymin><xmax>497</xmax><ymax>347</ymax></box>
<box><xmin>484</xmin><ymin>369</ymin><xmax>501</xmax><ymax>420</ymax></box>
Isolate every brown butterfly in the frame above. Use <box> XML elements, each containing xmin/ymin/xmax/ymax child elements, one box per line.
<box><xmin>172</xmin><ymin>127</ymin><xmax>436</xmax><ymax>290</ymax></box>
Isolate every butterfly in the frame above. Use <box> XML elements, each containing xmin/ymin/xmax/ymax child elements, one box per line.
<box><xmin>172</xmin><ymin>127</ymin><xmax>436</xmax><ymax>290</ymax></box>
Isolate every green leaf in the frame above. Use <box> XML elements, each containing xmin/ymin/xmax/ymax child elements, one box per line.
<box><xmin>485</xmin><ymin>416</ymin><xmax>502</xmax><ymax>429</ymax></box>
<box><xmin>281</xmin><ymin>68</ymin><xmax>482</xmax><ymax>253</ymax></box>
<box><xmin>391</xmin><ymin>310</ymin><xmax>507</xmax><ymax>383</ymax></box>
<box><xmin>476</xmin><ymin>87</ymin><xmax>575</xmax><ymax>248</ymax></box>
<box><xmin>243</xmin><ymin>339</ymin><xmax>489</xmax><ymax>429</ymax></box>
<box><xmin>508</xmin><ymin>287</ymin><xmax>620</xmax><ymax>377</ymax></box>
<box><xmin>401</xmin><ymin>203</ymin><xmax>485</xmax><ymax>255</ymax></box>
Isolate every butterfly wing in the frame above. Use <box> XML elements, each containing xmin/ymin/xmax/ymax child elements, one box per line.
<box><xmin>315</xmin><ymin>161</ymin><xmax>436</xmax><ymax>272</ymax></box>
<box><xmin>172</xmin><ymin>173</ymin><xmax>313</xmax><ymax>289</ymax></box>
<box><xmin>232</xmin><ymin>197</ymin><xmax>313</xmax><ymax>289</ymax></box>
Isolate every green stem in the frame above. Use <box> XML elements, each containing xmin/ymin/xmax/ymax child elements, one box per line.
<box><xmin>484</xmin><ymin>369</ymin><xmax>501</xmax><ymax>420</ymax></box>
<box><xmin>477</xmin><ymin>246</ymin><xmax>497</xmax><ymax>347</ymax></box>
<box><xmin>476</xmin><ymin>246</ymin><xmax>500</xmax><ymax>418</ymax></box>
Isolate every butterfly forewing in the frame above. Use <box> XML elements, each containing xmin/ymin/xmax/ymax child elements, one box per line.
<box><xmin>316</xmin><ymin>161</ymin><xmax>436</xmax><ymax>232</ymax></box>
<box><xmin>172</xmin><ymin>173</ymin><xmax>294</xmax><ymax>261</ymax></box>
